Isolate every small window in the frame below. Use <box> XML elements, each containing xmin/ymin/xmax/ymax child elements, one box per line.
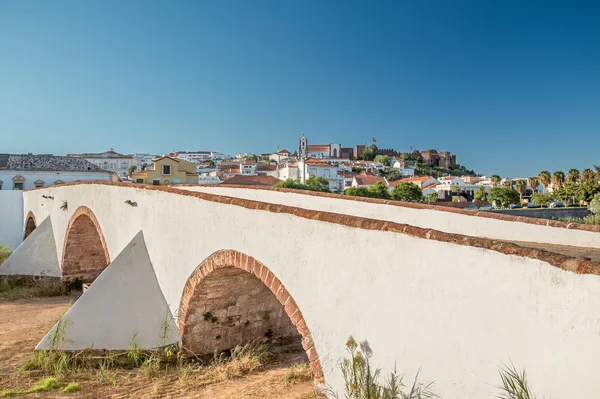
<box><xmin>34</xmin><ymin>180</ymin><xmax>45</xmax><ymax>188</ymax></box>
<box><xmin>309</xmin><ymin>168</ymin><xmax>317</xmax><ymax>176</ymax></box>
<box><xmin>13</xmin><ymin>182</ymin><xmax>24</xmax><ymax>190</ymax></box>
<box><xmin>136</xmin><ymin>179</ymin><xmax>144</xmax><ymax>183</ymax></box>
<box><xmin>162</xmin><ymin>165</ymin><xmax>171</xmax><ymax>175</ymax></box>
<box><xmin>187</xmin><ymin>178</ymin><xmax>196</xmax><ymax>184</ymax></box>
<box><xmin>152</xmin><ymin>179</ymin><xmax>160</xmax><ymax>186</ymax></box>
<box><xmin>173</xmin><ymin>178</ymin><xmax>181</xmax><ymax>184</ymax></box>
<box><xmin>324</xmin><ymin>169</ymin><xmax>330</xmax><ymax>177</ymax></box>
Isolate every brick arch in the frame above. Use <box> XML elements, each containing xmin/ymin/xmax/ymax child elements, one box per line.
<box><xmin>179</xmin><ymin>249</ymin><xmax>324</xmax><ymax>385</ymax></box>
<box><xmin>23</xmin><ymin>211</ymin><xmax>37</xmax><ymax>240</ymax></box>
<box><xmin>61</xmin><ymin>206</ymin><xmax>110</xmax><ymax>283</ymax></box>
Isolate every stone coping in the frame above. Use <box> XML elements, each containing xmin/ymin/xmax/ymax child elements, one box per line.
<box><xmin>26</xmin><ymin>182</ymin><xmax>600</xmax><ymax>276</ymax></box>
<box><xmin>190</xmin><ymin>184</ymin><xmax>600</xmax><ymax>233</ymax></box>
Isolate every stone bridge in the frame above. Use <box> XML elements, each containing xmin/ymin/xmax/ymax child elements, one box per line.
<box><xmin>3</xmin><ymin>182</ymin><xmax>600</xmax><ymax>398</ymax></box>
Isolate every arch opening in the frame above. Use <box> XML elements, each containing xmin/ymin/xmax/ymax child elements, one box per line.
<box><xmin>23</xmin><ymin>212</ymin><xmax>37</xmax><ymax>240</ymax></box>
<box><xmin>62</xmin><ymin>207</ymin><xmax>110</xmax><ymax>283</ymax></box>
<box><xmin>179</xmin><ymin>250</ymin><xmax>324</xmax><ymax>384</ymax></box>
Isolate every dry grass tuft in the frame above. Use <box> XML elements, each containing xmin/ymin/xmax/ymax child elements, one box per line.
<box><xmin>0</xmin><ymin>280</ymin><xmax>75</xmax><ymax>301</ymax></box>
<box><xmin>283</xmin><ymin>363</ymin><xmax>313</xmax><ymax>385</ymax></box>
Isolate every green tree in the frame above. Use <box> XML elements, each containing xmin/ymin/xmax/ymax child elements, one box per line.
<box><xmin>577</xmin><ymin>179</ymin><xmax>600</xmax><ymax>203</ymax></box>
<box><xmin>362</xmin><ymin>145</ymin><xmax>378</xmax><ymax>161</ymax></box>
<box><xmin>538</xmin><ymin>170</ymin><xmax>552</xmax><ymax>192</ymax></box>
<box><xmin>502</xmin><ymin>180</ymin><xmax>513</xmax><ymax>190</ymax></box>
<box><xmin>490</xmin><ymin>174</ymin><xmax>501</xmax><ymax>188</ymax></box>
<box><xmin>344</xmin><ymin>186</ymin><xmax>371</xmax><ymax>197</ymax></box>
<box><xmin>127</xmin><ymin>165</ymin><xmax>138</xmax><ymax>177</ymax></box>
<box><xmin>275</xmin><ymin>178</ymin><xmax>307</xmax><ymax>190</ymax></box>
<box><xmin>531</xmin><ymin>191</ymin><xmax>551</xmax><ymax>207</ymax></box>
<box><xmin>529</xmin><ymin>177</ymin><xmax>539</xmax><ymax>193</ymax></box>
<box><xmin>374</xmin><ymin>155</ymin><xmax>391</xmax><ymax>167</ymax></box>
<box><xmin>424</xmin><ymin>192</ymin><xmax>438</xmax><ymax>203</ymax></box>
<box><xmin>566</xmin><ymin>168</ymin><xmax>580</xmax><ymax>184</ymax></box>
<box><xmin>390</xmin><ymin>182</ymin><xmax>422</xmax><ymax>202</ymax></box>
<box><xmin>581</xmin><ymin>168</ymin><xmax>595</xmax><ymax>183</ymax></box>
<box><xmin>589</xmin><ymin>193</ymin><xmax>600</xmax><ymax>216</ymax></box>
<box><xmin>474</xmin><ymin>185</ymin><xmax>487</xmax><ymax>201</ymax></box>
<box><xmin>368</xmin><ymin>181</ymin><xmax>390</xmax><ymax>199</ymax></box>
<box><xmin>305</xmin><ymin>175</ymin><xmax>330</xmax><ymax>192</ymax></box>
<box><xmin>515</xmin><ymin>180</ymin><xmax>527</xmax><ymax>203</ymax></box>
<box><xmin>141</xmin><ymin>163</ymin><xmax>148</xmax><ymax>171</ymax></box>
<box><xmin>552</xmin><ymin>171</ymin><xmax>565</xmax><ymax>190</ymax></box>
<box><xmin>489</xmin><ymin>188</ymin><xmax>520</xmax><ymax>207</ymax></box>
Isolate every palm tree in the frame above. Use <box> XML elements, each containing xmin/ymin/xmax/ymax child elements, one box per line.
<box><xmin>491</xmin><ymin>174</ymin><xmax>501</xmax><ymax>188</ymax></box>
<box><xmin>515</xmin><ymin>180</ymin><xmax>527</xmax><ymax>203</ymax></box>
<box><xmin>127</xmin><ymin>165</ymin><xmax>138</xmax><ymax>177</ymax></box>
<box><xmin>529</xmin><ymin>176</ymin><xmax>539</xmax><ymax>193</ymax></box>
<box><xmin>566</xmin><ymin>168</ymin><xmax>580</xmax><ymax>184</ymax></box>
<box><xmin>581</xmin><ymin>168</ymin><xmax>595</xmax><ymax>182</ymax></box>
<box><xmin>502</xmin><ymin>180</ymin><xmax>513</xmax><ymax>190</ymax></box>
<box><xmin>552</xmin><ymin>171</ymin><xmax>565</xmax><ymax>190</ymax></box>
<box><xmin>538</xmin><ymin>170</ymin><xmax>551</xmax><ymax>192</ymax></box>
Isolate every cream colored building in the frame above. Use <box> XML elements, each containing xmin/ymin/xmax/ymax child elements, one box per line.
<box><xmin>132</xmin><ymin>156</ymin><xmax>198</xmax><ymax>185</ymax></box>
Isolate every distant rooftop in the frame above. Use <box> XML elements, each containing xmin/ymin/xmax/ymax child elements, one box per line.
<box><xmin>0</xmin><ymin>154</ymin><xmax>106</xmax><ymax>172</ymax></box>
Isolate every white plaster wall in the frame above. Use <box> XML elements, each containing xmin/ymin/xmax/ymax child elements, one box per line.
<box><xmin>23</xmin><ymin>185</ymin><xmax>600</xmax><ymax>398</ymax></box>
<box><xmin>0</xmin><ymin>191</ymin><xmax>24</xmax><ymax>250</ymax></box>
<box><xmin>183</xmin><ymin>186</ymin><xmax>600</xmax><ymax>248</ymax></box>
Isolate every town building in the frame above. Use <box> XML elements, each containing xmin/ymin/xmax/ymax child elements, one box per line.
<box><xmin>269</xmin><ymin>149</ymin><xmax>292</xmax><ymax>163</ymax></box>
<box><xmin>392</xmin><ymin>160</ymin><xmax>416</xmax><ymax>177</ymax></box>
<box><xmin>0</xmin><ymin>154</ymin><xmax>113</xmax><ymax>190</ymax></box>
<box><xmin>395</xmin><ymin>176</ymin><xmax>438</xmax><ymax>189</ymax></box>
<box><xmin>131</xmin><ymin>156</ymin><xmax>198</xmax><ymax>185</ymax></box>
<box><xmin>277</xmin><ymin>161</ymin><xmax>300</xmax><ymax>181</ymax></box>
<box><xmin>351</xmin><ymin>173</ymin><xmax>388</xmax><ymax>189</ymax></box>
<box><xmin>420</xmin><ymin>150</ymin><xmax>457</xmax><ymax>168</ymax></box>
<box><xmin>67</xmin><ymin>148</ymin><xmax>143</xmax><ymax>178</ymax></box>
<box><xmin>298</xmin><ymin>158</ymin><xmax>344</xmax><ymax>192</ymax></box>
<box><xmin>170</xmin><ymin>151</ymin><xmax>212</xmax><ymax>164</ymax></box>
<box><xmin>240</xmin><ymin>160</ymin><xmax>257</xmax><ymax>175</ymax></box>
<box><xmin>298</xmin><ymin>135</ymin><xmax>351</xmax><ymax>159</ymax></box>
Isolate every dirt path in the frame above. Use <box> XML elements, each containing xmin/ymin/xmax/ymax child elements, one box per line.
<box><xmin>0</xmin><ymin>296</ymin><xmax>315</xmax><ymax>398</ymax></box>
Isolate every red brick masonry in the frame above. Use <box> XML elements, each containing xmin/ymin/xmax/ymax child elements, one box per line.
<box><xmin>179</xmin><ymin>249</ymin><xmax>325</xmax><ymax>384</ymax></box>
<box><xmin>27</xmin><ymin>182</ymin><xmax>600</xmax><ymax>276</ymax></box>
<box><xmin>61</xmin><ymin>206</ymin><xmax>111</xmax><ymax>283</ymax></box>
<box><xmin>23</xmin><ymin>211</ymin><xmax>37</xmax><ymax>240</ymax></box>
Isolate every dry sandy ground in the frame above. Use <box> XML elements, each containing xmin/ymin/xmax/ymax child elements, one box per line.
<box><xmin>0</xmin><ymin>296</ymin><xmax>315</xmax><ymax>398</ymax></box>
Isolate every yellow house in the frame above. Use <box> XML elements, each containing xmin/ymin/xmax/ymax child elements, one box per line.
<box><xmin>132</xmin><ymin>156</ymin><xmax>198</xmax><ymax>185</ymax></box>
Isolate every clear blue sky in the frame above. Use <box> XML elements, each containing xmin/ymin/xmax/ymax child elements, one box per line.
<box><xmin>1</xmin><ymin>0</ymin><xmax>599</xmax><ymax>176</ymax></box>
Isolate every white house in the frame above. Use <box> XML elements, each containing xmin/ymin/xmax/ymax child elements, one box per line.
<box><xmin>298</xmin><ymin>158</ymin><xmax>344</xmax><ymax>192</ymax></box>
<box><xmin>0</xmin><ymin>154</ymin><xmax>113</xmax><ymax>191</ymax></box>
<box><xmin>240</xmin><ymin>161</ymin><xmax>257</xmax><ymax>176</ymax></box>
<box><xmin>351</xmin><ymin>173</ymin><xmax>389</xmax><ymax>189</ymax></box>
<box><xmin>171</xmin><ymin>151</ymin><xmax>212</xmax><ymax>164</ymax></box>
<box><xmin>269</xmin><ymin>149</ymin><xmax>292</xmax><ymax>163</ymax></box>
<box><xmin>392</xmin><ymin>160</ymin><xmax>416</xmax><ymax>177</ymax></box>
<box><xmin>277</xmin><ymin>162</ymin><xmax>300</xmax><ymax>181</ymax></box>
<box><xmin>395</xmin><ymin>176</ymin><xmax>438</xmax><ymax>189</ymax></box>
<box><xmin>67</xmin><ymin>149</ymin><xmax>142</xmax><ymax>178</ymax></box>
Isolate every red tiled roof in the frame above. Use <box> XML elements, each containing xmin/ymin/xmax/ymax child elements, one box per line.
<box><xmin>278</xmin><ymin>149</ymin><xmax>291</xmax><ymax>154</ymax></box>
<box><xmin>354</xmin><ymin>175</ymin><xmax>387</xmax><ymax>186</ymax></box>
<box><xmin>305</xmin><ymin>158</ymin><xmax>331</xmax><ymax>167</ymax></box>
<box><xmin>399</xmin><ymin>176</ymin><xmax>433</xmax><ymax>183</ymax></box>
<box><xmin>223</xmin><ymin>175</ymin><xmax>282</xmax><ymax>186</ymax></box>
<box><xmin>307</xmin><ymin>145</ymin><xmax>330</xmax><ymax>152</ymax></box>
<box><xmin>257</xmin><ymin>164</ymin><xmax>277</xmax><ymax>171</ymax></box>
